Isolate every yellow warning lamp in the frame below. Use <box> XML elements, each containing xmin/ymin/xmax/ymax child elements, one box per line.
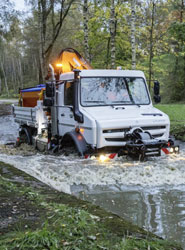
<box><xmin>55</xmin><ymin>63</ymin><xmax>63</xmax><ymax>77</ymax></box>
<box><xmin>56</xmin><ymin>63</ymin><xmax>63</xmax><ymax>68</ymax></box>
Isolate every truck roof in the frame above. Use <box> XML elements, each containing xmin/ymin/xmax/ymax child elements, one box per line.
<box><xmin>59</xmin><ymin>69</ymin><xmax>146</xmax><ymax>81</ymax></box>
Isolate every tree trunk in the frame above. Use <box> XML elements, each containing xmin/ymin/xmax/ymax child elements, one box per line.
<box><xmin>1</xmin><ymin>62</ymin><xmax>9</xmax><ymax>97</ymax></box>
<box><xmin>83</xmin><ymin>0</ymin><xmax>90</xmax><ymax>62</ymax></box>
<box><xmin>38</xmin><ymin>0</ymin><xmax>45</xmax><ymax>83</ymax></box>
<box><xmin>110</xmin><ymin>0</ymin><xmax>116</xmax><ymax>69</ymax></box>
<box><xmin>0</xmin><ymin>78</ymin><xmax>1</xmax><ymax>95</ymax></box>
<box><xmin>12</xmin><ymin>59</ymin><xmax>17</xmax><ymax>92</ymax></box>
<box><xmin>18</xmin><ymin>59</ymin><xmax>23</xmax><ymax>89</ymax></box>
<box><xmin>106</xmin><ymin>37</ymin><xmax>111</xmax><ymax>68</ymax></box>
<box><xmin>180</xmin><ymin>0</ymin><xmax>184</xmax><ymax>23</ymax></box>
<box><xmin>131</xmin><ymin>0</ymin><xmax>136</xmax><ymax>69</ymax></box>
<box><xmin>148</xmin><ymin>1</ymin><xmax>155</xmax><ymax>91</ymax></box>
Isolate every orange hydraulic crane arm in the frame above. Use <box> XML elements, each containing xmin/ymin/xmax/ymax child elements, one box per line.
<box><xmin>55</xmin><ymin>48</ymin><xmax>92</xmax><ymax>73</ymax></box>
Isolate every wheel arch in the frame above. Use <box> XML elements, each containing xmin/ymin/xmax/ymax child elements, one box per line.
<box><xmin>61</xmin><ymin>130</ymin><xmax>88</xmax><ymax>156</ymax></box>
<box><xmin>19</xmin><ymin>126</ymin><xmax>32</xmax><ymax>145</ymax></box>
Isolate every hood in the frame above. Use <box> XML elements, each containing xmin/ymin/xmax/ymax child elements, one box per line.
<box><xmin>81</xmin><ymin>105</ymin><xmax>170</xmax><ymax>132</ymax></box>
<box><xmin>81</xmin><ymin>105</ymin><xmax>170</xmax><ymax>146</ymax></box>
<box><xmin>82</xmin><ymin>105</ymin><xmax>168</xmax><ymax>122</ymax></box>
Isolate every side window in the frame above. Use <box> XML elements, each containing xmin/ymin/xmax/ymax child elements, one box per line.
<box><xmin>64</xmin><ymin>82</ymin><xmax>74</xmax><ymax>106</ymax></box>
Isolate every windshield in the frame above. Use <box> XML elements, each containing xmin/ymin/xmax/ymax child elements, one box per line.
<box><xmin>81</xmin><ymin>77</ymin><xmax>150</xmax><ymax>106</ymax></box>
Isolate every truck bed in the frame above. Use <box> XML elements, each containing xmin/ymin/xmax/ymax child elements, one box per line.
<box><xmin>12</xmin><ymin>105</ymin><xmax>37</xmax><ymax>127</ymax></box>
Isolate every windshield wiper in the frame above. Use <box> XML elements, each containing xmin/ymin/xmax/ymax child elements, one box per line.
<box><xmin>84</xmin><ymin>101</ymin><xmax>105</xmax><ymax>103</ymax></box>
<box><xmin>111</xmin><ymin>101</ymin><xmax>132</xmax><ymax>104</ymax></box>
<box><xmin>111</xmin><ymin>100</ymin><xmax>141</xmax><ymax>107</ymax></box>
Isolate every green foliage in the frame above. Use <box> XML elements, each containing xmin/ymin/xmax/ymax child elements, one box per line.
<box><xmin>1</xmin><ymin>226</ymin><xmax>59</xmax><ymax>250</ymax></box>
<box><xmin>156</xmin><ymin>104</ymin><xmax>185</xmax><ymax>121</ymax></box>
<box><xmin>121</xmin><ymin>237</ymin><xmax>182</xmax><ymax>250</ymax></box>
<box><xmin>169</xmin><ymin>22</ymin><xmax>185</xmax><ymax>43</ymax></box>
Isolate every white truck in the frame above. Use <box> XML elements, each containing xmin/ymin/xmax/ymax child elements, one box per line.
<box><xmin>13</xmin><ymin>49</ymin><xmax>177</xmax><ymax>160</ymax></box>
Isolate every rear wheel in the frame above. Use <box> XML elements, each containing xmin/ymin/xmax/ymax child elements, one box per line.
<box><xmin>19</xmin><ymin>127</ymin><xmax>32</xmax><ymax>145</ymax></box>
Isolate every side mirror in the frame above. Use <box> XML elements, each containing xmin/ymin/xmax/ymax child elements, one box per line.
<box><xmin>46</xmin><ymin>83</ymin><xmax>55</xmax><ymax>98</ymax></box>
<box><xmin>43</xmin><ymin>98</ymin><xmax>54</xmax><ymax>107</ymax></box>
<box><xmin>153</xmin><ymin>80</ymin><xmax>161</xmax><ymax>103</ymax></box>
<box><xmin>154</xmin><ymin>95</ymin><xmax>161</xmax><ymax>103</ymax></box>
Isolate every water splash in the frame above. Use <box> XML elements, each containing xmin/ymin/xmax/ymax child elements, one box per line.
<box><xmin>0</xmin><ymin>146</ymin><xmax>185</xmax><ymax>194</ymax></box>
<box><xmin>0</xmin><ymin>115</ymin><xmax>19</xmax><ymax>144</ymax></box>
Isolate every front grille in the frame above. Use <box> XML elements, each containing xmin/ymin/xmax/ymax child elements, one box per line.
<box><xmin>103</xmin><ymin>125</ymin><xmax>166</xmax><ymax>143</ymax></box>
<box><xmin>103</xmin><ymin>128</ymin><xmax>129</xmax><ymax>133</ymax></box>
<box><xmin>105</xmin><ymin>138</ymin><xmax>126</xmax><ymax>142</ymax></box>
<box><xmin>152</xmin><ymin>134</ymin><xmax>164</xmax><ymax>138</ymax></box>
<box><xmin>141</xmin><ymin>126</ymin><xmax>166</xmax><ymax>130</ymax></box>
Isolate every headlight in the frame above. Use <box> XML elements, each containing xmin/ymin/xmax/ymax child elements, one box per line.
<box><xmin>99</xmin><ymin>155</ymin><xmax>108</xmax><ymax>162</ymax></box>
<box><xmin>175</xmin><ymin>146</ymin><xmax>179</xmax><ymax>152</ymax></box>
<box><xmin>170</xmin><ymin>148</ymin><xmax>174</xmax><ymax>153</ymax></box>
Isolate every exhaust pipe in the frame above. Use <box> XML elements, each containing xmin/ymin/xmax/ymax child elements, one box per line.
<box><xmin>49</xmin><ymin>64</ymin><xmax>55</xmax><ymax>82</ymax></box>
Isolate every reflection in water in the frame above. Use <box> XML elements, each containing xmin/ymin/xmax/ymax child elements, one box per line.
<box><xmin>77</xmin><ymin>187</ymin><xmax>185</xmax><ymax>247</ymax></box>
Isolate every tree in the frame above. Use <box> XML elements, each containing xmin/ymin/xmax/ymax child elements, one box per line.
<box><xmin>148</xmin><ymin>0</ymin><xmax>155</xmax><ymax>91</ymax></box>
<box><xmin>0</xmin><ymin>0</ymin><xmax>15</xmax><ymax>37</ymax></box>
<box><xmin>110</xmin><ymin>0</ymin><xmax>116</xmax><ymax>68</ymax></box>
<box><xmin>131</xmin><ymin>0</ymin><xmax>136</xmax><ymax>69</ymax></box>
<box><xmin>36</xmin><ymin>0</ymin><xmax>75</xmax><ymax>82</ymax></box>
<box><xmin>83</xmin><ymin>0</ymin><xmax>90</xmax><ymax>62</ymax></box>
<box><xmin>0</xmin><ymin>0</ymin><xmax>18</xmax><ymax>96</ymax></box>
<box><xmin>167</xmin><ymin>0</ymin><xmax>185</xmax><ymax>100</ymax></box>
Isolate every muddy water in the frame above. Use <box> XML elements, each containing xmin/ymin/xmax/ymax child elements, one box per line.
<box><xmin>1</xmin><ymin>114</ymin><xmax>185</xmax><ymax>247</ymax></box>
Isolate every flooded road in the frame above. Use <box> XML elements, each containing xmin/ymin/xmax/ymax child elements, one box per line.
<box><xmin>1</xmin><ymin>114</ymin><xmax>185</xmax><ymax>247</ymax></box>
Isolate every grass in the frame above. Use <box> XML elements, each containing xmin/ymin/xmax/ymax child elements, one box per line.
<box><xmin>0</xmin><ymin>162</ymin><xmax>182</xmax><ymax>250</ymax></box>
<box><xmin>156</xmin><ymin>104</ymin><xmax>185</xmax><ymax>122</ymax></box>
<box><xmin>0</xmin><ymin>201</ymin><xmax>181</xmax><ymax>250</ymax></box>
<box><xmin>156</xmin><ymin>104</ymin><xmax>185</xmax><ymax>140</ymax></box>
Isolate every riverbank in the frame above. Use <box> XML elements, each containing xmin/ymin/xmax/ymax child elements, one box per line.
<box><xmin>0</xmin><ymin>161</ymin><xmax>182</xmax><ymax>249</ymax></box>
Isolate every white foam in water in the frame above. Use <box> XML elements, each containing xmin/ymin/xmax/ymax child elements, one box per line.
<box><xmin>1</xmin><ymin>147</ymin><xmax>185</xmax><ymax>194</ymax></box>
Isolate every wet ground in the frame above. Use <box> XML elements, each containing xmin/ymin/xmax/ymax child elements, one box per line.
<box><xmin>0</xmin><ymin>104</ymin><xmax>11</xmax><ymax>116</ymax></box>
<box><xmin>1</xmin><ymin>104</ymin><xmax>185</xmax><ymax>248</ymax></box>
<box><xmin>0</xmin><ymin>162</ymin><xmax>47</xmax><ymax>234</ymax></box>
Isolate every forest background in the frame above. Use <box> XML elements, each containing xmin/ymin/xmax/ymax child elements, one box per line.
<box><xmin>0</xmin><ymin>0</ymin><xmax>184</xmax><ymax>103</ymax></box>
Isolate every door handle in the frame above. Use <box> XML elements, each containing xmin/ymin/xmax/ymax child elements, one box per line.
<box><xmin>70</xmin><ymin>114</ymin><xmax>73</xmax><ymax>118</ymax></box>
<box><xmin>61</xmin><ymin>113</ymin><xmax>65</xmax><ymax>117</ymax></box>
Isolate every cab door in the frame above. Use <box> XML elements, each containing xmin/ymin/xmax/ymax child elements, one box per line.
<box><xmin>58</xmin><ymin>81</ymin><xmax>77</xmax><ymax>136</ymax></box>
